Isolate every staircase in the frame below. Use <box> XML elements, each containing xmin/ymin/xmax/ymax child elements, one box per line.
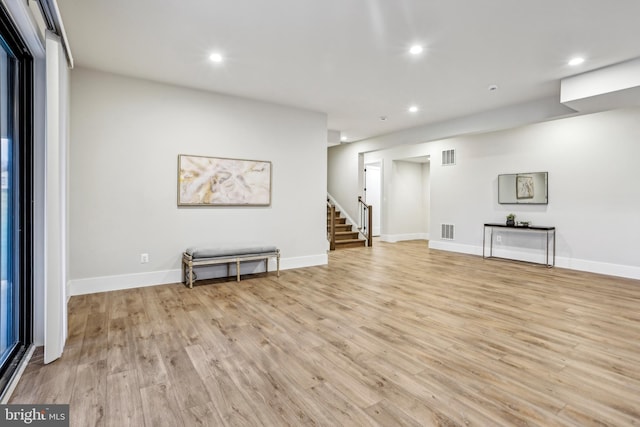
<box><xmin>327</xmin><ymin>205</ymin><xmax>366</xmax><ymax>249</ymax></box>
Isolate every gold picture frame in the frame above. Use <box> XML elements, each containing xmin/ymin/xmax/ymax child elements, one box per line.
<box><xmin>178</xmin><ymin>154</ymin><xmax>272</xmax><ymax>206</ymax></box>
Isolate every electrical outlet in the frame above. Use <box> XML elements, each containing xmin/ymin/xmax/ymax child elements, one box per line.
<box><xmin>496</xmin><ymin>235</ymin><xmax>502</xmax><ymax>243</ymax></box>
<box><xmin>140</xmin><ymin>253</ymin><xmax>149</xmax><ymax>263</ymax></box>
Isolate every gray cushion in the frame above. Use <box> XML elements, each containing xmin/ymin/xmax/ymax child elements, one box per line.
<box><xmin>186</xmin><ymin>245</ymin><xmax>277</xmax><ymax>259</ymax></box>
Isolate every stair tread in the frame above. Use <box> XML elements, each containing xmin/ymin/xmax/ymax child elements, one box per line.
<box><xmin>334</xmin><ymin>232</ymin><xmax>359</xmax><ymax>240</ymax></box>
<box><xmin>327</xmin><ymin>203</ymin><xmax>368</xmax><ymax>249</ymax></box>
<box><xmin>335</xmin><ymin>238</ymin><xmax>366</xmax><ymax>246</ymax></box>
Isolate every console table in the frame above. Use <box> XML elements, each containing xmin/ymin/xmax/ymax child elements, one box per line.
<box><xmin>482</xmin><ymin>223</ymin><xmax>556</xmax><ymax>267</ymax></box>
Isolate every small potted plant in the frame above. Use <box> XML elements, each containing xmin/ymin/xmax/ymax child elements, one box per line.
<box><xmin>506</xmin><ymin>213</ymin><xmax>516</xmax><ymax>226</ymax></box>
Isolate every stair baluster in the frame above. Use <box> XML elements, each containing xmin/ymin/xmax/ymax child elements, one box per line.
<box><xmin>358</xmin><ymin>196</ymin><xmax>373</xmax><ymax>247</ymax></box>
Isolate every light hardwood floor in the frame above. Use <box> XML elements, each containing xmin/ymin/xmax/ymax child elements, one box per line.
<box><xmin>10</xmin><ymin>241</ymin><xmax>640</xmax><ymax>426</ymax></box>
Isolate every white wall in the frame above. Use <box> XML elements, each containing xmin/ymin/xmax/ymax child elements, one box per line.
<box><xmin>68</xmin><ymin>68</ymin><xmax>328</xmax><ymax>294</ymax></box>
<box><xmin>329</xmin><ymin>107</ymin><xmax>640</xmax><ymax>280</ymax></box>
<box><xmin>327</xmin><ymin>142</ymin><xmax>360</xmax><ymax>221</ymax></box>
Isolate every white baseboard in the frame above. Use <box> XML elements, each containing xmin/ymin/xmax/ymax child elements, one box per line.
<box><xmin>428</xmin><ymin>240</ymin><xmax>481</xmax><ymax>256</ymax></box>
<box><xmin>68</xmin><ymin>253</ymin><xmax>328</xmax><ymax>296</ymax></box>
<box><xmin>380</xmin><ymin>233</ymin><xmax>429</xmax><ymax>243</ymax></box>
<box><xmin>69</xmin><ymin>269</ymin><xmax>182</xmax><ymax>296</ymax></box>
<box><xmin>282</xmin><ymin>253</ymin><xmax>328</xmax><ymax>270</ymax></box>
<box><xmin>67</xmin><ymin>242</ymin><xmax>640</xmax><ymax>296</ymax></box>
<box><xmin>555</xmin><ymin>256</ymin><xmax>640</xmax><ymax>280</ymax></box>
<box><xmin>429</xmin><ymin>240</ymin><xmax>640</xmax><ymax>281</ymax></box>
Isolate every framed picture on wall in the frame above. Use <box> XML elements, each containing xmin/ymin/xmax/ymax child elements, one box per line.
<box><xmin>516</xmin><ymin>175</ymin><xmax>534</xmax><ymax>199</ymax></box>
<box><xmin>178</xmin><ymin>154</ymin><xmax>272</xmax><ymax>206</ymax></box>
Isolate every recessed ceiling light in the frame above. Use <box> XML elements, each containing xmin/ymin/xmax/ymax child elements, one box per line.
<box><xmin>341</xmin><ymin>135</ymin><xmax>347</xmax><ymax>142</ymax></box>
<box><xmin>409</xmin><ymin>45</ymin><xmax>423</xmax><ymax>55</ymax></box>
<box><xmin>568</xmin><ymin>57</ymin><xmax>585</xmax><ymax>66</ymax></box>
<box><xmin>209</xmin><ymin>52</ymin><xmax>224</xmax><ymax>63</ymax></box>
<box><xmin>408</xmin><ymin>105</ymin><xmax>419</xmax><ymax>113</ymax></box>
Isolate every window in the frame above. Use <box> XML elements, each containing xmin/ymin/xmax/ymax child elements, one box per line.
<box><xmin>0</xmin><ymin>4</ymin><xmax>34</xmax><ymax>397</ymax></box>
<box><xmin>0</xmin><ymin>38</ymin><xmax>16</xmax><ymax>366</ymax></box>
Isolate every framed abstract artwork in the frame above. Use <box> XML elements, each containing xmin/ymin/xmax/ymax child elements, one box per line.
<box><xmin>178</xmin><ymin>154</ymin><xmax>271</xmax><ymax>206</ymax></box>
<box><xmin>516</xmin><ymin>175</ymin><xmax>534</xmax><ymax>199</ymax></box>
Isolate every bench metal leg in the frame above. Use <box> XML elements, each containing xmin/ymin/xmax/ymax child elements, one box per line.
<box><xmin>187</xmin><ymin>262</ymin><xmax>195</xmax><ymax>289</ymax></box>
<box><xmin>277</xmin><ymin>253</ymin><xmax>280</xmax><ymax>277</ymax></box>
<box><xmin>236</xmin><ymin>259</ymin><xmax>241</xmax><ymax>282</ymax></box>
<box><xmin>182</xmin><ymin>255</ymin><xmax>196</xmax><ymax>289</ymax></box>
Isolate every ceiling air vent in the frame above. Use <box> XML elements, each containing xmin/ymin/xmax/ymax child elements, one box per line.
<box><xmin>441</xmin><ymin>224</ymin><xmax>455</xmax><ymax>240</ymax></box>
<box><xmin>442</xmin><ymin>149</ymin><xmax>456</xmax><ymax>166</ymax></box>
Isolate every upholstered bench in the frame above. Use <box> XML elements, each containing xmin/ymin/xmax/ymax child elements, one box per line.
<box><xmin>181</xmin><ymin>246</ymin><xmax>280</xmax><ymax>288</ymax></box>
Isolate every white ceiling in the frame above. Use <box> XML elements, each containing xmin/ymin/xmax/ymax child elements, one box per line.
<box><xmin>56</xmin><ymin>0</ymin><xmax>640</xmax><ymax>143</ymax></box>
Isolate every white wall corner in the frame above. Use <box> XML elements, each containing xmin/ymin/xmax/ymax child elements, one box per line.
<box><xmin>327</xmin><ymin>129</ymin><xmax>341</xmax><ymax>146</ymax></box>
<box><xmin>561</xmin><ymin>58</ymin><xmax>640</xmax><ymax>113</ymax></box>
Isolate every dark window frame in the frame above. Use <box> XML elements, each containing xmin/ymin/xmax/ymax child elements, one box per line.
<box><xmin>0</xmin><ymin>3</ymin><xmax>34</xmax><ymax>395</ymax></box>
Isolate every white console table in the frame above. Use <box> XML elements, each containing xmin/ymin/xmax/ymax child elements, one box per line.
<box><xmin>483</xmin><ymin>223</ymin><xmax>556</xmax><ymax>267</ymax></box>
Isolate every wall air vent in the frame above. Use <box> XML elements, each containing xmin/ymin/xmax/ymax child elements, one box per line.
<box><xmin>441</xmin><ymin>224</ymin><xmax>455</xmax><ymax>240</ymax></box>
<box><xmin>442</xmin><ymin>149</ymin><xmax>456</xmax><ymax>166</ymax></box>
